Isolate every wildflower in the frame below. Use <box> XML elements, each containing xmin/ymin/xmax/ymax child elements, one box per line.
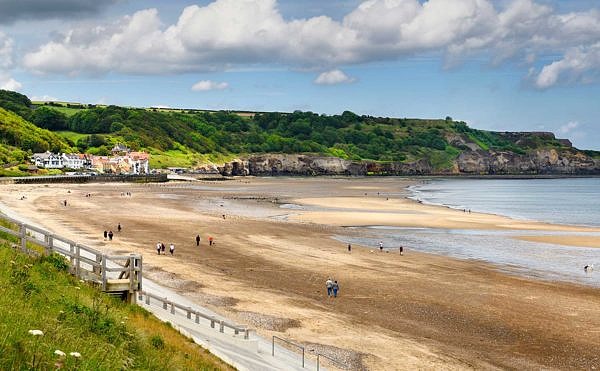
<box><xmin>28</xmin><ymin>329</ymin><xmax>44</xmax><ymax>336</ymax></box>
<box><xmin>79</xmin><ymin>280</ymin><xmax>84</xmax><ymax>283</ymax></box>
<box><xmin>74</xmin><ymin>287</ymin><xmax>80</xmax><ymax>290</ymax></box>
<box><xmin>54</xmin><ymin>350</ymin><xmax>66</xmax><ymax>357</ymax></box>
<box><xmin>69</xmin><ymin>352</ymin><xmax>81</xmax><ymax>358</ymax></box>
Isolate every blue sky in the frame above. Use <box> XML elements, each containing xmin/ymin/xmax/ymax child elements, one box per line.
<box><xmin>1</xmin><ymin>0</ymin><xmax>599</xmax><ymax>149</ymax></box>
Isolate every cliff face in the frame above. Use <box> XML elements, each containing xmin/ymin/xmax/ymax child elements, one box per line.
<box><xmin>218</xmin><ymin>150</ymin><xmax>600</xmax><ymax>176</ymax></box>
<box><xmin>456</xmin><ymin>149</ymin><xmax>599</xmax><ymax>175</ymax></box>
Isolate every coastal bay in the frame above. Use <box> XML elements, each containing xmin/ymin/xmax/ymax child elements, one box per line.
<box><xmin>1</xmin><ymin>177</ymin><xmax>600</xmax><ymax>370</ymax></box>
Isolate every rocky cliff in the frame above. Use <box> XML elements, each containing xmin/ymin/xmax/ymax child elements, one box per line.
<box><xmin>218</xmin><ymin>149</ymin><xmax>600</xmax><ymax>177</ymax></box>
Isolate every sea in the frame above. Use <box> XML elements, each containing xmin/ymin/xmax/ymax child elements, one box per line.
<box><xmin>337</xmin><ymin>177</ymin><xmax>600</xmax><ymax>287</ymax></box>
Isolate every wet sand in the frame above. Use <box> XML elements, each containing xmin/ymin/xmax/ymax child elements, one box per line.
<box><xmin>1</xmin><ymin>177</ymin><xmax>600</xmax><ymax>370</ymax></box>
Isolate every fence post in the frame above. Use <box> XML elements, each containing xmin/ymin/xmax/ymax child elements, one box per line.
<box><xmin>163</xmin><ymin>299</ymin><xmax>168</xmax><ymax>310</ymax></box>
<box><xmin>219</xmin><ymin>322</ymin><xmax>224</xmax><ymax>333</ymax></box>
<box><xmin>75</xmin><ymin>244</ymin><xmax>81</xmax><ymax>277</ymax></box>
<box><xmin>145</xmin><ymin>294</ymin><xmax>150</xmax><ymax>305</ymax></box>
<box><xmin>137</xmin><ymin>254</ymin><xmax>143</xmax><ymax>291</ymax></box>
<box><xmin>244</xmin><ymin>329</ymin><xmax>250</xmax><ymax>340</ymax></box>
<box><xmin>19</xmin><ymin>223</ymin><xmax>27</xmax><ymax>251</ymax></box>
<box><xmin>272</xmin><ymin>336</ymin><xmax>275</xmax><ymax>356</ymax></box>
<box><xmin>69</xmin><ymin>243</ymin><xmax>75</xmax><ymax>266</ymax></box>
<box><xmin>302</xmin><ymin>347</ymin><xmax>305</xmax><ymax>368</ymax></box>
<box><xmin>101</xmin><ymin>255</ymin><xmax>107</xmax><ymax>291</ymax></box>
<box><xmin>195</xmin><ymin>313</ymin><xmax>200</xmax><ymax>324</ymax></box>
<box><xmin>187</xmin><ymin>308</ymin><xmax>192</xmax><ymax>319</ymax></box>
<box><xmin>129</xmin><ymin>255</ymin><xmax>135</xmax><ymax>294</ymax></box>
<box><xmin>93</xmin><ymin>254</ymin><xmax>101</xmax><ymax>275</ymax></box>
<box><xmin>317</xmin><ymin>354</ymin><xmax>320</xmax><ymax>371</ymax></box>
<box><xmin>47</xmin><ymin>234</ymin><xmax>54</xmax><ymax>254</ymax></box>
<box><xmin>171</xmin><ymin>302</ymin><xmax>175</xmax><ymax>314</ymax></box>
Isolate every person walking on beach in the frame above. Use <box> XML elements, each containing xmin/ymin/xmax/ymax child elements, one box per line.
<box><xmin>379</xmin><ymin>241</ymin><xmax>383</xmax><ymax>252</ymax></box>
<box><xmin>208</xmin><ymin>236</ymin><xmax>214</xmax><ymax>246</ymax></box>
<box><xmin>161</xmin><ymin>242</ymin><xmax>166</xmax><ymax>254</ymax></box>
<box><xmin>63</xmin><ymin>200</ymin><xmax>68</xmax><ymax>207</ymax></box>
<box><xmin>108</xmin><ymin>230</ymin><xmax>113</xmax><ymax>241</ymax></box>
<box><xmin>196</xmin><ymin>234</ymin><xmax>201</xmax><ymax>246</ymax></box>
<box><xmin>103</xmin><ymin>230</ymin><xmax>108</xmax><ymax>240</ymax></box>
<box><xmin>332</xmin><ymin>281</ymin><xmax>340</xmax><ymax>298</ymax></box>
<box><xmin>348</xmin><ymin>244</ymin><xmax>352</xmax><ymax>253</ymax></box>
<box><xmin>326</xmin><ymin>278</ymin><xmax>333</xmax><ymax>297</ymax></box>
<box><xmin>169</xmin><ymin>243</ymin><xmax>175</xmax><ymax>255</ymax></box>
<box><xmin>156</xmin><ymin>242</ymin><xmax>162</xmax><ymax>255</ymax></box>
<box><xmin>117</xmin><ymin>223</ymin><xmax>122</xmax><ymax>232</ymax></box>
<box><xmin>399</xmin><ymin>246</ymin><xmax>403</xmax><ymax>255</ymax></box>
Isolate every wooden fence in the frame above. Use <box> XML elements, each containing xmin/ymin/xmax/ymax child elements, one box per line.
<box><xmin>137</xmin><ymin>291</ymin><xmax>251</xmax><ymax>340</ymax></box>
<box><xmin>0</xmin><ymin>213</ymin><xmax>142</xmax><ymax>302</ymax></box>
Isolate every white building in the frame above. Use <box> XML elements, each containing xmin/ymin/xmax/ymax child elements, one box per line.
<box><xmin>31</xmin><ymin>151</ymin><xmax>64</xmax><ymax>168</ymax></box>
<box><xmin>31</xmin><ymin>152</ymin><xmax>92</xmax><ymax>170</ymax></box>
<box><xmin>61</xmin><ymin>153</ymin><xmax>91</xmax><ymax>169</ymax></box>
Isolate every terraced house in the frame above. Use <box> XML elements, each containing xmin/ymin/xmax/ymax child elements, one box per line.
<box><xmin>31</xmin><ymin>151</ymin><xmax>91</xmax><ymax>169</ymax></box>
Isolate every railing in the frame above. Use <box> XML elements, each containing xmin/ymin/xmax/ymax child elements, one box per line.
<box><xmin>0</xmin><ymin>214</ymin><xmax>142</xmax><ymax>300</ymax></box>
<box><xmin>317</xmin><ymin>353</ymin><xmax>347</xmax><ymax>371</ymax></box>
<box><xmin>273</xmin><ymin>336</ymin><xmax>305</xmax><ymax>368</ymax></box>
<box><xmin>272</xmin><ymin>335</ymin><xmax>349</xmax><ymax>370</ymax></box>
<box><xmin>137</xmin><ymin>291</ymin><xmax>251</xmax><ymax>340</ymax></box>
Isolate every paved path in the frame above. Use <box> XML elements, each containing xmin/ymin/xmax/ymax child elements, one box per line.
<box><xmin>140</xmin><ymin>278</ymin><xmax>315</xmax><ymax>371</ymax></box>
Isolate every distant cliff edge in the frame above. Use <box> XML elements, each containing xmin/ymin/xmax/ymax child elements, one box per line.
<box><xmin>218</xmin><ymin>132</ymin><xmax>600</xmax><ymax>176</ymax></box>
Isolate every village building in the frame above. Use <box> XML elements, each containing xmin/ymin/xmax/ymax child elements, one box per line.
<box><xmin>31</xmin><ymin>152</ymin><xmax>92</xmax><ymax>169</ymax></box>
<box><xmin>31</xmin><ymin>151</ymin><xmax>65</xmax><ymax>169</ymax></box>
<box><xmin>31</xmin><ymin>146</ymin><xmax>149</xmax><ymax>175</ymax></box>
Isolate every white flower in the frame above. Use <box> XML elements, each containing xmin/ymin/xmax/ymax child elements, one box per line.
<box><xmin>54</xmin><ymin>350</ymin><xmax>66</xmax><ymax>357</ymax></box>
<box><xmin>28</xmin><ymin>329</ymin><xmax>44</xmax><ymax>336</ymax></box>
<box><xmin>74</xmin><ymin>287</ymin><xmax>80</xmax><ymax>290</ymax></box>
<box><xmin>69</xmin><ymin>352</ymin><xmax>81</xmax><ymax>358</ymax></box>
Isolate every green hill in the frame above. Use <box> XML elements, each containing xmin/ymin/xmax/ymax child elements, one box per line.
<box><xmin>0</xmin><ymin>106</ymin><xmax>74</xmax><ymax>175</ymax></box>
<box><xmin>0</xmin><ymin>241</ymin><xmax>232</xmax><ymax>370</ymax></box>
<box><xmin>1</xmin><ymin>89</ymin><xmax>599</xmax><ymax>174</ymax></box>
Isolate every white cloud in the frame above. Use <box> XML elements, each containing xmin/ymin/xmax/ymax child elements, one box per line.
<box><xmin>0</xmin><ymin>76</ymin><xmax>22</xmax><ymax>91</ymax></box>
<box><xmin>534</xmin><ymin>43</ymin><xmax>600</xmax><ymax>88</ymax></box>
<box><xmin>0</xmin><ymin>32</ymin><xmax>14</xmax><ymax>69</ymax></box>
<box><xmin>314</xmin><ymin>69</ymin><xmax>355</xmax><ymax>85</ymax></box>
<box><xmin>18</xmin><ymin>0</ymin><xmax>600</xmax><ymax>89</ymax></box>
<box><xmin>558</xmin><ymin>121</ymin><xmax>579</xmax><ymax>134</ymax></box>
<box><xmin>191</xmin><ymin>80</ymin><xmax>229</xmax><ymax>91</ymax></box>
<box><xmin>30</xmin><ymin>95</ymin><xmax>59</xmax><ymax>101</ymax></box>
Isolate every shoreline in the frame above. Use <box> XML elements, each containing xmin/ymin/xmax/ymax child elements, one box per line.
<box><xmin>1</xmin><ymin>178</ymin><xmax>600</xmax><ymax>369</ymax></box>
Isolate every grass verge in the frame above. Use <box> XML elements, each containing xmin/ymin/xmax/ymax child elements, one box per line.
<box><xmin>0</xmin><ymin>243</ymin><xmax>234</xmax><ymax>370</ymax></box>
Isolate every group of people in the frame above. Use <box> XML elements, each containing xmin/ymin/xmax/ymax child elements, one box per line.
<box><xmin>377</xmin><ymin>241</ymin><xmax>403</xmax><ymax>255</ymax></box>
<box><xmin>156</xmin><ymin>242</ymin><xmax>175</xmax><ymax>255</ymax></box>
<box><xmin>103</xmin><ymin>230</ymin><xmax>114</xmax><ymax>241</ymax></box>
<box><xmin>325</xmin><ymin>278</ymin><xmax>340</xmax><ymax>298</ymax></box>
<box><xmin>120</xmin><ymin>192</ymin><xmax>133</xmax><ymax>197</ymax></box>
<box><xmin>196</xmin><ymin>234</ymin><xmax>214</xmax><ymax>246</ymax></box>
<box><xmin>102</xmin><ymin>223</ymin><xmax>122</xmax><ymax>241</ymax></box>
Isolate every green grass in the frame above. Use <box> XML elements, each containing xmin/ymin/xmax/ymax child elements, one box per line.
<box><xmin>55</xmin><ymin>130</ymin><xmax>89</xmax><ymax>143</ymax></box>
<box><xmin>0</xmin><ymin>242</ymin><xmax>233</xmax><ymax>370</ymax></box>
<box><xmin>428</xmin><ymin>146</ymin><xmax>461</xmax><ymax>171</ymax></box>
<box><xmin>466</xmin><ymin>132</ymin><xmax>489</xmax><ymax>150</ymax></box>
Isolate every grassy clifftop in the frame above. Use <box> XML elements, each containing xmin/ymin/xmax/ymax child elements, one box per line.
<box><xmin>0</xmin><ymin>243</ymin><xmax>232</xmax><ymax>370</ymax></box>
<box><xmin>1</xmin><ymin>89</ymin><xmax>595</xmax><ymax>172</ymax></box>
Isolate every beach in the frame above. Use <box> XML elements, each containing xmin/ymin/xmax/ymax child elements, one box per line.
<box><xmin>1</xmin><ymin>177</ymin><xmax>600</xmax><ymax>370</ymax></box>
